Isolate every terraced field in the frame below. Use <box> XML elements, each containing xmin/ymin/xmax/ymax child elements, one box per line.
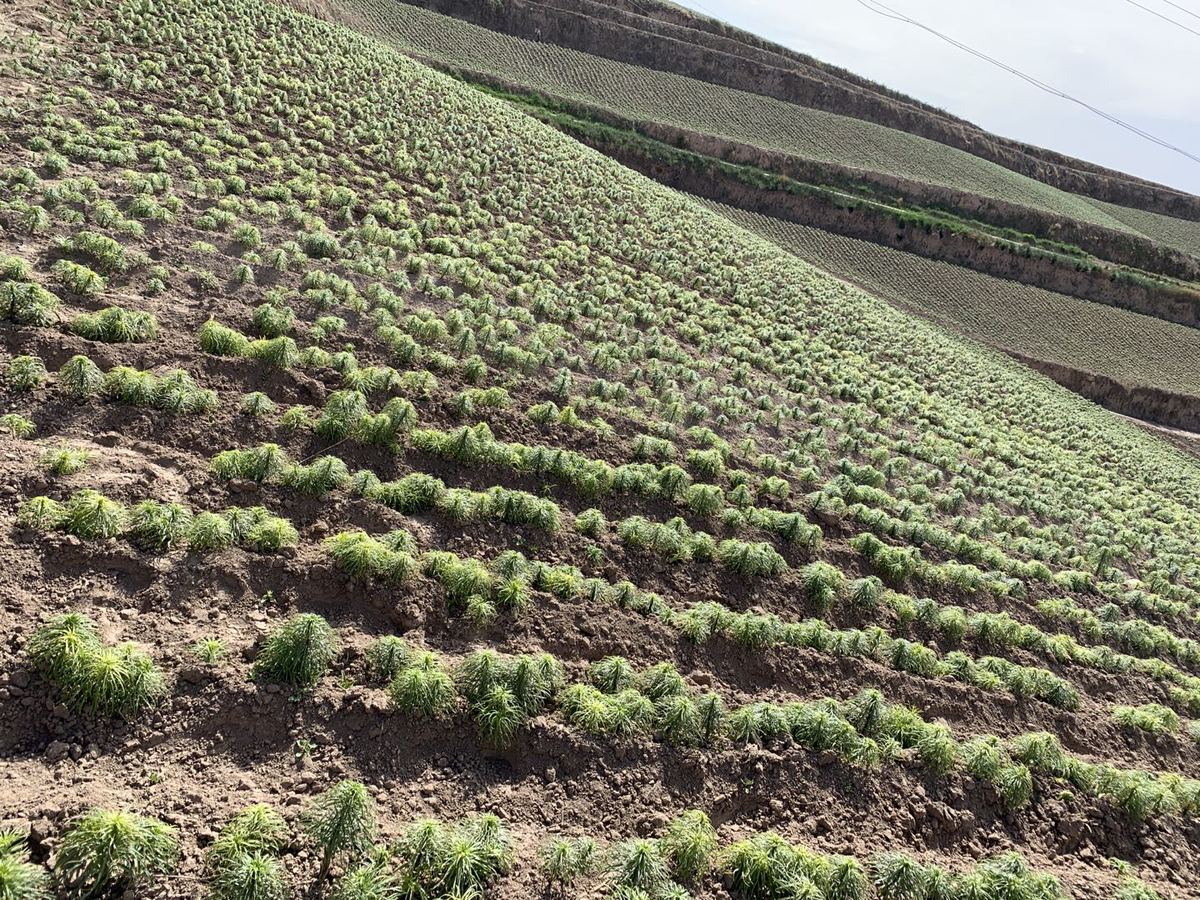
<box><xmin>331</xmin><ymin>0</ymin><xmax>1200</xmax><ymax>259</ymax></box>
<box><xmin>307</xmin><ymin>0</ymin><xmax>1200</xmax><ymax>423</ymax></box>
<box><xmin>1087</xmin><ymin>198</ymin><xmax>1200</xmax><ymax>260</ymax></box>
<box><xmin>700</xmin><ymin>200</ymin><xmax>1200</xmax><ymax>407</ymax></box>
<box><xmin>1</xmin><ymin>0</ymin><xmax>1199</xmax><ymax>898</ymax></box>
<box><xmin>403</xmin><ymin>0</ymin><xmax>1200</xmax><ymax>220</ymax></box>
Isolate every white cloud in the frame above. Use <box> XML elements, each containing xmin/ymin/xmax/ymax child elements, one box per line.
<box><xmin>675</xmin><ymin>0</ymin><xmax>1200</xmax><ymax>194</ymax></box>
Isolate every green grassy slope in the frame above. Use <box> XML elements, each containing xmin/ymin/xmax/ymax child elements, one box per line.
<box><xmin>700</xmin><ymin>200</ymin><xmax>1200</xmax><ymax>401</ymax></box>
<box><xmin>426</xmin><ymin>0</ymin><xmax>1196</xmax><ymax>218</ymax></box>
<box><xmin>335</xmin><ymin>0</ymin><xmax>1195</xmax><ymax>248</ymax></box>
<box><xmin>319</xmin><ymin>0</ymin><xmax>1200</xmax><ymax>429</ymax></box>
<box><xmin>1088</xmin><ymin>197</ymin><xmax>1200</xmax><ymax>259</ymax></box>
<box><xmin>3</xmin><ymin>0</ymin><xmax>1200</xmax><ymax>895</ymax></box>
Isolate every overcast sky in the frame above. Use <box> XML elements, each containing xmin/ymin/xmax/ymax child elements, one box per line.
<box><xmin>672</xmin><ymin>0</ymin><xmax>1200</xmax><ymax>196</ymax></box>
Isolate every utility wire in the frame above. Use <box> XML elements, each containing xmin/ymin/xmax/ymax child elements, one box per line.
<box><xmin>1122</xmin><ymin>0</ymin><xmax>1200</xmax><ymax>38</ymax></box>
<box><xmin>855</xmin><ymin>0</ymin><xmax>1200</xmax><ymax>167</ymax></box>
<box><xmin>1160</xmin><ymin>0</ymin><xmax>1200</xmax><ymax>20</ymax></box>
<box><xmin>674</xmin><ymin>0</ymin><xmax>721</xmax><ymax>20</ymax></box>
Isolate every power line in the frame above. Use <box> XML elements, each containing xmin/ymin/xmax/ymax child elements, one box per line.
<box><xmin>854</xmin><ymin>0</ymin><xmax>1200</xmax><ymax>167</ymax></box>
<box><xmin>1160</xmin><ymin>0</ymin><xmax>1200</xmax><ymax>20</ymax></box>
<box><xmin>673</xmin><ymin>0</ymin><xmax>722</xmax><ymax>20</ymax></box>
<box><xmin>1122</xmin><ymin>0</ymin><xmax>1200</xmax><ymax>38</ymax></box>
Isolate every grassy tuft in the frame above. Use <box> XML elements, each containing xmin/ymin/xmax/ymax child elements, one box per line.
<box><xmin>388</xmin><ymin>652</ymin><xmax>457</xmax><ymax>717</ymax></box>
<box><xmin>605</xmin><ymin>839</ymin><xmax>670</xmax><ymax>897</ymax></box>
<box><xmin>331</xmin><ymin>855</ymin><xmax>396</xmax><ymax>900</ymax></box>
<box><xmin>18</xmin><ymin>497</ymin><xmax>65</xmax><ymax>531</ymax></box>
<box><xmin>253</xmin><ymin>613</ymin><xmax>339</xmax><ymax>687</ymax></box>
<box><xmin>660</xmin><ymin>810</ymin><xmax>716</xmax><ymax>883</ymax></box>
<box><xmin>540</xmin><ymin>836</ymin><xmax>598</xmax><ymax>889</ymax></box>
<box><xmin>70</xmin><ymin>306</ymin><xmax>158</xmax><ymax>343</ymax></box>
<box><xmin>7</xmin><ymin>355</ymin><xmax>48</xmax><ymax>391</ymax></box>
<box><xmin>199</xmin><ymin>319</ymin><xmax>250</xmax><ymax>356</ymax></box>
<box><xmin>0</xmin><ymin>278</ymin><xmax>59</xmax><ymax>325</ymax></box>
<box><xmin>0</xmin><ymin>413</ymin><xmax>36</xmax><ymax>438</ymax></box>
<box><xmin>365</xmin><ymin>636</ymin><xmax>412</xmax><ymax>681</ymax></box>
<box><xmin>127</xmin><ymin>501</ymin><xmax>192</xmax><ymax>551</ymax></box>
<box><xmin>186</xmin><ymin>511</ymin><xmax>235</xmax><ymax>551</ymax></box>
<box><xmin>207</xmin><ymin>805</ymin><xmax>288</xmax><ymax>873</ymax></box>
<box><xmin>53</xmin><ymin>809</ymin><xmax>177</xmax><ymax>899</ymax></box>
<box><xmin>191</xmin><ymin>637</ymin><xmax>228</xmax><ymax>665</ymax></box>
<box><xmin>40</xmin><ymin>444</ymin><xmax>90</xmax><ymax>476</ymax></box>
<box><xmin>62</xmin><ymin>489</ymin><xmax>126</xmax><ymax>539</ymax></box>
<box><xmin>209</xmin><ymin>851</ymin><xmax>287</xmax><ymax>900</ymax></box>
<box><xmin>52</xmin><ymin>259</ymin><xmax>106</xmax><ymax>297</ymax></box>
<box><xmin>0</xmin><ymin>830</ymin><xmax>49</xmax><ymax>899</ymax></box>
<box><xmin>58</xmin><ymin>355</ymin><xmax>104</xmax><ymax>397</ymax></box>
<box><xmin>302</xmin><ymin>780</ymin><xmax>375</xmax><ymax>882</ymax></box>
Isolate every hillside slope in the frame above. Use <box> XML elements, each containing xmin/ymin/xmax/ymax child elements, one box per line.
<box><xmin>1</xmin><ymin>0</ymin><xmax>1200</xmax><ymax>898</ymax></box>
<box><xmin>325</xmin><ymin>0</ymin><xmax>1184</xmax><ymax>244</ymax></box>
<box><xmin>700</xmin><ymin>200</ymin><xmax>1200</xmax><ymax>430</ymax></box>
<box><xmin>383</xmin><ymin>0</ymin><xmax>1200</xmax><ymax>219</ymax></box>
<box><xmin>295</xmin><ymin>0</ymin><xmax>1200</xmax><ymax>433</ymax></box>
